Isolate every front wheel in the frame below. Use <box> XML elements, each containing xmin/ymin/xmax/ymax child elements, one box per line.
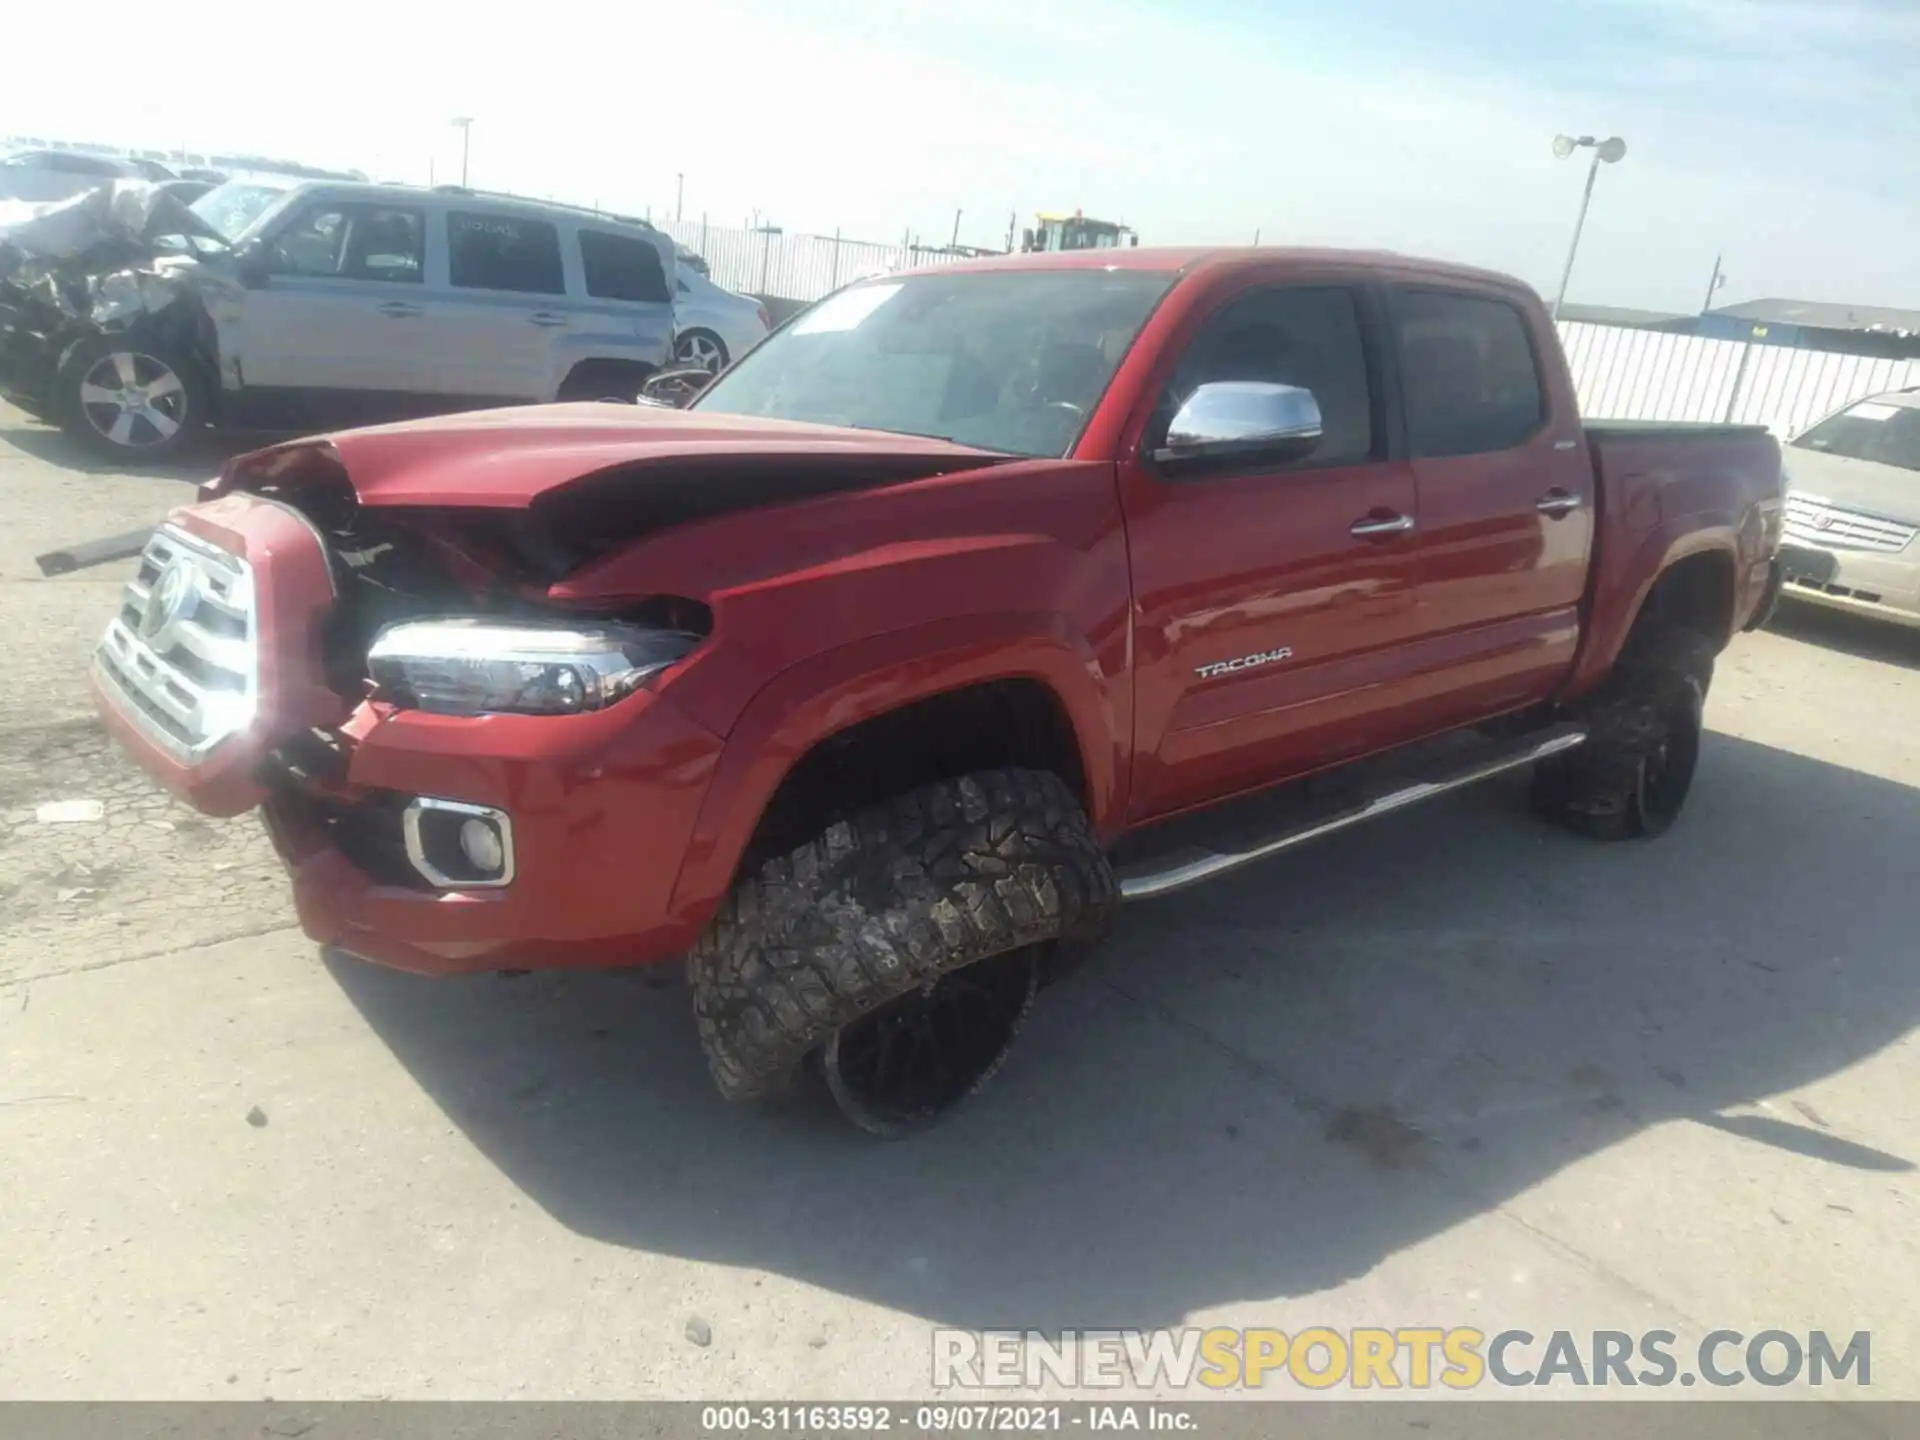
<box><xmin>686</xmin><ymin>768</ymin><xmax>1118</xmax><ymax>1135</ymax></box>
<box><xmin>672</xmin><ymin>329</ymin><xmax>729</xmax><ymax>374</ymax></box>
<box><xmin>58</xmin><ymin>339</ymin><xmax>205</xmax><ymax>462</ymax></box>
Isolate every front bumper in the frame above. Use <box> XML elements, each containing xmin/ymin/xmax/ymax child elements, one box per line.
<box><xmin>1777</xmin><ymin>541</ymin><xmax>1920</xmax><ymax>631</ymax></box>
<box><xmin>91</xmin><ymin>506</ymin><xmax>731</xmax><ymax>977</ymax></box>
<box><xmin>261</xmin><ymin>694</ymin><xmax>726</xmax><ymax>975</ymax></box>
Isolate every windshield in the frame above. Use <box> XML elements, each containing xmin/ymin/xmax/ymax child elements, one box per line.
<box><xmin>694</xmin><ymin>268</ymin><xmax>1171</xmax><ymax>456</ymax></box>
<box><xmin>1792</xmin><ymin>399</ymin><xmax>1920</xmax><ymax>474</ymax></box>
<box><xmin>188</xmin><ymin>178</ymin><xmax>294</xmax><ymax>242</ymax></box>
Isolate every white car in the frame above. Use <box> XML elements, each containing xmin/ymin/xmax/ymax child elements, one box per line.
<box><xmin>670</xmin><ymin>264</ymin><xmax>770</xmax><ymax>373</ymax></box>
<box><xmin>0</xmin><ymin>149</ymin><xmax>148</xmax><ymax>204</ymax></box>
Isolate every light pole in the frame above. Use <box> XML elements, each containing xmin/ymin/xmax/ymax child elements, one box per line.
<box><xmin>450</xmin><ymin>116</ymin><xmax>474</xmax><ymax>187</ymax></box>
<box><xmin>1548</xmin><ymin>133</ymin><xmax>1626</xmax><ymax>321</ymax></box>
<box><xmin>676</xmin><ymin>172</ymin><xmax>684</xmax><ymax>222</ymax></box>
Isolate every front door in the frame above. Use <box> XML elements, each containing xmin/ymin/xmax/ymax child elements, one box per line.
<box><xmin>235</xmin><ymin>200</ymin><xmax>430</xmax><ymax>395</ymax></box>
<box><xmin>1388</xmin><ymin>285</ymin><xmax>1595</xmax><ymax>727</ymax></box>
<box><xmin>1122</xmin><ymin>280</ymin><xmax>1424</xmax><ymax>820</ymax></box>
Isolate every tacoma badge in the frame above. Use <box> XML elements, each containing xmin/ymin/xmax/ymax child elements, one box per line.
<box><xmin>1196</xmin><ymin>647</ymin><xmax>1293</xmax><ymax>680</ymax></box>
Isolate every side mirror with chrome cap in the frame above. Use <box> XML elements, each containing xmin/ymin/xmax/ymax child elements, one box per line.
<box><xmin>1152</xmin><ymin>381</ymin><xmax>1324</xmax><ymax>475</ymax></box>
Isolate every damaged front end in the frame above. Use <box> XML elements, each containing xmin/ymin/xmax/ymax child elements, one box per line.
<box><xmin>0</xmin><ymin>180</ymin><xmax>226</xmax><ymax>417</ymax></box>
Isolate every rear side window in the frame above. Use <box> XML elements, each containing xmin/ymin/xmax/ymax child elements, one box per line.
<box><xmin>1394</xmin><ymin>290</ymin><xmax>1545</xmax><ymax>457</ymax></box>
<box><xmin>449</xmin><ymin>211</ymin><xmax>565</xmax><ymax>295</ymax></box>
<box><xmin>580</xmin><ymin>229</ymin><xmax>670</xmax><ymax>303</ymax></box>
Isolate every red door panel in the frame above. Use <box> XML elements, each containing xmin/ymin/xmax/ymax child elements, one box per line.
<box><xmin>1114</xmin><ymin>278</ymin><xmax>1432</xmax><ymax>822</ymax></box>
<box><xmin>1126</xmin><ymin>458</ymin><xmax>1420</xmax><ymax>817</ymax></box>
<box><xmin>1390</xmin><ymin>285</ymin><xmax>1596</xmax><ymax>726</ymax></box>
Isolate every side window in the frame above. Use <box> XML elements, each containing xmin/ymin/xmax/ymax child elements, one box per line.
<box><xmin>268</xmin><ymin>204</ymin><xmax>424</xmax><ymax>282</ymax></box>
<box><xmin>449</xmin><ymin>211</ymin><xmax>565</xmax><ymax>295</ymax></box>
<box><xmin>1152</xmin><ymin>286</ymin><xmax>1375</xmax><ymax>469</ymax></box>
<box><xmin>580</xmin><ymin>228</ymin><xmax>671</xmax><ymax>303</ymax></box>
<box><xmin>342</xmin><ymin>207</ymin><xmax>424</xmax><ymax>283</ymax></box>
<box><xmin>1394</xmin><ymin>290</ymin><xmax>1545</xmax><ymax>457</ymax></box>
<box><xmin>269</xmin><ymin>206</ymin><xmax>350</xmax><ymax>276</ymax></box>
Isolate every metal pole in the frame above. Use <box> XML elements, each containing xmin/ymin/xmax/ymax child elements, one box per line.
<box><xmin>759</xmin><ymin>228</ymin><xmax>773</xmax><ymax>294</ymax></box>
<box><xmin>829</xmin><ymin>227</ymin><xmax>841</xmax><ymax>289</ymax></box>
<box><xmin>1700</xmin><ymin>253</ymin><xmax>1723</xmax><ymax>315</ymax></box>
<box><xmin>700</xmin><ymin>213</ymin><xmax>709</xmax><ymax>257</ymax></box>
<box><xmin>1722</xmin><ymin>340</ymin><xmax>1756</xmax><ymax>424</ymax></box>
<box><xmin>1550</xmin><ymin>148</ymin><xmax>1603</xmax><ymax>321</ymax></box>
<box><xmin>951</xmin><ymin>209</ymin><xmax>962</xmax><ymax>248</ymax></box>
<box><xmin>676</xmin><ymin>173</ymin><xmax>684</xmax><ymax>222</ymax></box>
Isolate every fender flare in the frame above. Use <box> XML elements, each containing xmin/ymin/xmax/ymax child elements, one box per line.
<box><xmin>1565</xmin><ymin>517</ymin><xmax>1740</xmax><ymax>699</ymax></box>
<box><xmin>664</xmin><ymin>611</ymin><xmax>1122</xmax><ymax>929</ymax></box>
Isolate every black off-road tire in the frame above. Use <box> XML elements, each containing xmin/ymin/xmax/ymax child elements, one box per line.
<box><xmin>687</xmin><ymin>768</ymin><xmax>1118</xmax><ymax>1109</ymax></box>
<box><xmin>1532</xmin><ymin>627</ymin><xmax>1715</xmax><ymax>841</ymax></box>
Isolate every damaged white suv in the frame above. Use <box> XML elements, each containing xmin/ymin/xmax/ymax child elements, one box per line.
<box><xmin>0</xmin><ymin>178</ymin><xmax>678</xmax><ymax>460</ymax></box>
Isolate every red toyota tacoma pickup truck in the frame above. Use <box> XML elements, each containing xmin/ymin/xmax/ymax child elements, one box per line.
<box><xmin>77</xmin><ymin>247</ymin><xmax>1785</xmax><ymax>1133</ymax></box>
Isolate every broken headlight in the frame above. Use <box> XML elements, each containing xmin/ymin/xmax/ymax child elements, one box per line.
<box><xmin>366</xmin><ymin>620</ymin><xmax>698</xmax><ymax>716</ymax></box>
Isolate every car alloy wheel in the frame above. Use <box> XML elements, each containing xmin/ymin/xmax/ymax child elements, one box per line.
<box><xmin>673</xmin><ymin>331</ymin><xmax>727</xmax><ymax>374</ymax></box>
<box><xmin>76</xmin><ymin>350</ymin><xmax>189</xmax><ymax>451</ymax></box>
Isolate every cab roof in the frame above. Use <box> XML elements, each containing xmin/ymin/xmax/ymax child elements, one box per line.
<box><xmin>898</xmin><ymin>244</ymin><xmax>1532</xmax><ymax>293</ymax></box>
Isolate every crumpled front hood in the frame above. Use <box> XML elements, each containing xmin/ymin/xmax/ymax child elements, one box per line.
<box><xmin>221</xmin><ymin>403</ymin><xmax>1008</xmax><ymax>511</ymax></box>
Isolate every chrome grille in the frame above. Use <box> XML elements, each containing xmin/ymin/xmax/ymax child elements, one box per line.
<box><xmin>1784</xmin><ymin>494</ymin><xmax>1917</xmax><ymax>554</ymax></box>
<box><xmin>93</xmin><ymin>525</ymin><xmax>257</xmax><ymax>761</ymax></box>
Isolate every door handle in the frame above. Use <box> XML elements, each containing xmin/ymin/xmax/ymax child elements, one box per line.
<box><xmin>1536</xmin><ymin>489</ymin><xmax>1583</xmax><ymax>518</ymax></box>
<box><xmin>1350</xmin><ymin>511</ymin><xmax>1415</xmax><ymax>538</ymax></box>
<box><xmin>376</xmin><ymin>301</ymin><xmax>421</xmax><ymax>319</ymax></box>
<box><xmin>528</xmin><ymin>311</ymin><xmax>570</xmax><ymax>328</ymax></box>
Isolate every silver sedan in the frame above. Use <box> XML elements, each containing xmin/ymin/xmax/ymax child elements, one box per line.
<box><xmin>670</xmin><ymin>265</ymin><xmax>770</xmax><ymax>374</ymax></box>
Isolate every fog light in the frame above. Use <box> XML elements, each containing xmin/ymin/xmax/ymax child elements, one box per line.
<box><xmin>401</xmin><ymin>797</ymin><xmax>516</xmax><ymax>889</ymax></box>
<box><xmin>459</xmin><ymin>816</ymin><xmax>506</xmax><ymax>874</ymax></box>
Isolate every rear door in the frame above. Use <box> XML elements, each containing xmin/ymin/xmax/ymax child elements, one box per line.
<box><xmin>1122</xmin><ymin>278</ymin><xmax>1426</xmax><ymax>819</ymax></box>
<box><xmin>423</xmin><ymin>209</ymin><xmax>574</xmax><ymax>400</ymax></box>
<box><xmin>1387</xmin><ymin>285</ymin><xmax>1594</xmax><ymax>724</ymax></box>
<box><xmin>235</xmin><ymin>198</ymin><xmax>429</xmax><ymax>392</ymax></box>
<box><xmin>576</xmin><ymin>225</ymin><xmax>676</xmax><ymax>370</ymax></box>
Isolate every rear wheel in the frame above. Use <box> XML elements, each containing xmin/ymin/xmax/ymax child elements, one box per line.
<box><xmin>58</xmin><ymin>340</ymin><xmax>204</xmax><ymax>462</ymax></box>
<box><xmin>1532</xmin><ymin>628</ymin><xmax>1713</xmax><ymax>841</ymax></box>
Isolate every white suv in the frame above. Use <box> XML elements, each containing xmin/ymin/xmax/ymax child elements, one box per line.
<box><xmin>52</xmin><ymin>180</ymin><xmax>678</xmax><ymax>459</ymax></box>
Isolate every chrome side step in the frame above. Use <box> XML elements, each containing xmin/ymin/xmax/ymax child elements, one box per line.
<box><xmin>1116</xmin><ymin>724</ymin><xmax>1587</xmax><ymax>902</ymax></box>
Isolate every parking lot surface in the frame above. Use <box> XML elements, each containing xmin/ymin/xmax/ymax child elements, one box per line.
<box><xmin>2</xmin><ymin>402</ymin><xmax>1917</xmax><ymax>1401</ymax></box>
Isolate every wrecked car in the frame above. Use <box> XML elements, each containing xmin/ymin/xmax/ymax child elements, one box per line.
<box><xmin>2</xmin><ymin>177</ymin><xmax>678</xmax><ymax>461</ymax></box>
<box><xmin>61</xmin><ymin>248</ymin><xmax>1783</xmax><ymax>1135</ymax></box>
<box><xmin>0</xmin><ymin>179</ymin><xmax>228</xmax><ymax>456</ymax></box>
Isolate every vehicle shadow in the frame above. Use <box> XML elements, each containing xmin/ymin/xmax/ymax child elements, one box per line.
<box><xmin>0</xmin><ymin>412</ymin><xmax>284</xmax><ymax>481</ymax></box>
<box><xmin>327</xmin><ymin>732</ymin><xmax>1920</xmax><ymax>1329</ymax></box>
<box><xmin>1768</xmin><ymin>596</ymin><xmax>1920</xmax><ymax>670</ymax></box>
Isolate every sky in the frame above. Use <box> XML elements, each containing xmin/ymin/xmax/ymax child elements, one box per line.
<box><xmin>8</xmin><ymin>0</ymin><xmax>1918</xmax><ymax>312</ymax></box>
